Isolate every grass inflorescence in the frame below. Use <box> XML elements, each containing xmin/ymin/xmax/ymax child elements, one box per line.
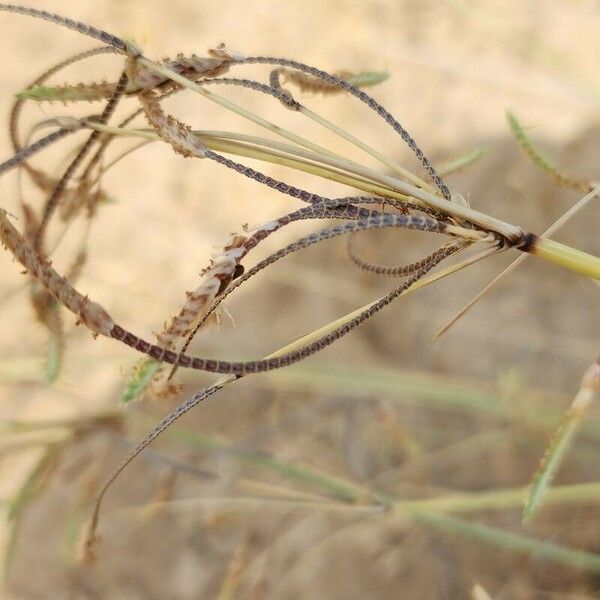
<box><xmin>0</xmin><ymin>3</ymin><xmax>598</xmax><ymax>581</ymax></box>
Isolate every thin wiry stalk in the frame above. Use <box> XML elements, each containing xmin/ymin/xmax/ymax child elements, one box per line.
<box><xmin>85</xmin><ymin>378</ymin><xmax>229</xmax><ymax>555</ymax></box>
<box><xmin>77</xmin><ymin>107</ymin><xmax>144</xmax><ymax>185</ymax></box>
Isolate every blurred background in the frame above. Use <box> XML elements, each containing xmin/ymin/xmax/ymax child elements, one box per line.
<box><xmin>0</xmin><ymin>0</ymin><xmax>599</xmax><ymax>598</ymax></box>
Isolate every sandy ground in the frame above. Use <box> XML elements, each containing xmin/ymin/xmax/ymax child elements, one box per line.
<box><xmin>0</xmin><ymin>1</ymin><xmax>599</xmax><ymax>598</ymax></box>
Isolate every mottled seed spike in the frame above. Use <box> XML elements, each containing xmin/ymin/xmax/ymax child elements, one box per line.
<box><xmin>34</xmin><ymin>70</ymin><xmax>129</xmax><ymax>251</ymax></box>
<box><xmin>0</xmin><ymin>124</ymin><xmax>84</xmax><ymax>177</ymax></box>
<box><xmin>125</xmin><ymin>52</ymin><xmax>234</xmax><ymax>95</ymax></box>
<box><xmin>239</xmin><ymin>56</ymin><xmax>451</xmax><ymax>200</ymax></box>
<box><xmin>0</xmin><ymin>4</ymin><xmax>140</xmax><ymax>56</ymax></box>
<box><xmin>348</xmin><ymin>237</ymin><xmax>460</xmax><ymax>277</ymax></box>
<box><xmin>145</xmin><ymin>233</ymin><xmax>250</xmax><ymax>397</ymax></box>
<box><xmin>204</xmin><ymin>150</ymin><xmax>370</xmax><ymax>219</ymax></box>
<box><xmin>200</xmin><ymin>76</ymin><xmax>301</xmax><ymax>109</ymax></box>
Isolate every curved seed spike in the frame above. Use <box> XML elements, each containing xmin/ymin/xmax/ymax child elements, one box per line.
<box><xmin>347</xmin><ymin>235</ymin><xmax>459</xmax><ymax>277</ymax></box>
<box><xmin>0</xmin><ymin>4</ymin><xmax>140</xmax><ymax>56</ymax></box>
<box><xmin>239</xmin><ymin>56</ymin><xmax>451</xmax><ymax>200</ymax></box>
<box><xmin>205</xmin><ymin>149</ymin><xmax>368</xmax><ymax>217</ymax></box>
<box><xmin>34</xmin><ymin>70</ymin><xmax>129</xmax><ymax>250</ymax></box>
<box><xmin>524</xmin><ymin>358</ymin><xmax>600</xmax><ymax>522</ymax></box>
<box><xmin>0</xmin><ymin>124</ymin><xmax>85</xmax><ymax>177</ymax></box>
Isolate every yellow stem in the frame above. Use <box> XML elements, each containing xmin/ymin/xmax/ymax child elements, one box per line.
<box><xmin>529</xmin><ymin>237</ymin><xmax>600</xmax><ymax>281</ymax></box>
